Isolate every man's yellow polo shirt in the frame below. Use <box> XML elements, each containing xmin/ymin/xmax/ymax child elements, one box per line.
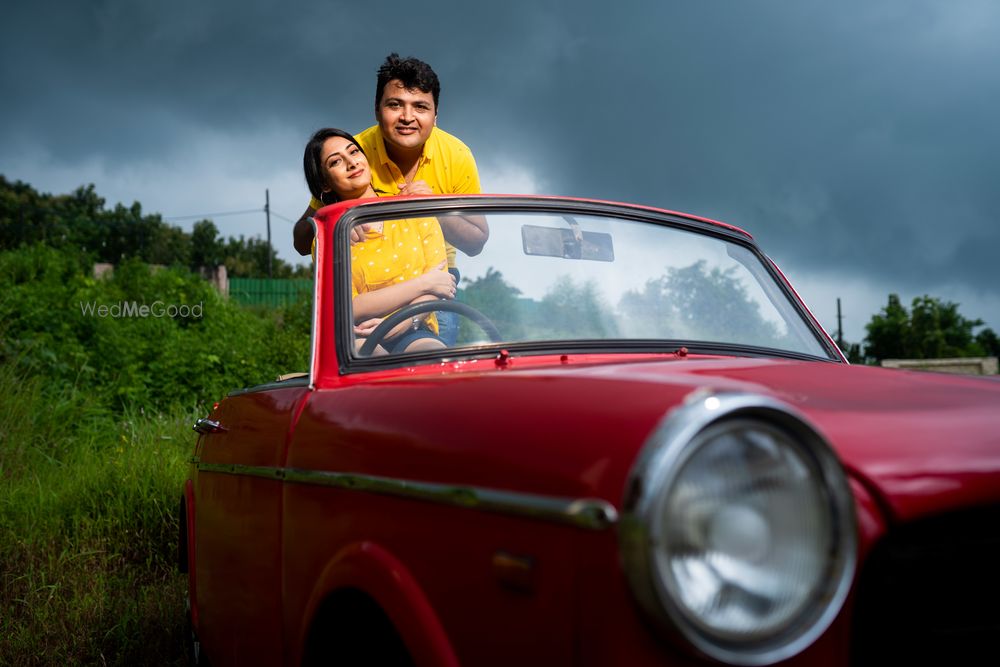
<box><xmin>310</xmin><ymin>125</ymin><xmax>481</xmax><ymax>267</ymax></box>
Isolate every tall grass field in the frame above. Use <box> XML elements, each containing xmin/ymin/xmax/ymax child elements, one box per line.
<box><xmin>0</xmin><ymin>246</ymin><xmax>310</xmax><ymax>664</ymax></box>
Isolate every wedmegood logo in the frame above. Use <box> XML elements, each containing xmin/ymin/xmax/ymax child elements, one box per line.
<box><xmin>78</xmin><ymin>301</ymin><xmax>204</xmax><ymax>319</ymax></box>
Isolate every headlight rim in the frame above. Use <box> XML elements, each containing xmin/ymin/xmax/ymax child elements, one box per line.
<box><xmin>620</xmin><ymin>391</ymin><xmax>857</xmax><ymax>666</ymax></box>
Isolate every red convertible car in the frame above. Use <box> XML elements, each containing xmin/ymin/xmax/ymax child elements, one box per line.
<box><xmin>180</xmin><ymin>195</ymin><xmax>1000</xmax><ymax>666</ymax></box>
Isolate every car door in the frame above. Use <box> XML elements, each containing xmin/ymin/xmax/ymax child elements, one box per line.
<box><xmin>193</xmin><ymin>382</ymin><xmax>309</xmax><ymax>665</ymax></box>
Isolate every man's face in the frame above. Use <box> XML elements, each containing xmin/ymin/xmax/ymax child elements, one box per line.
<box><xmin>376</xmin><ymin>79</ymin><xmax>436</xmax><ymax>153</ymax></box>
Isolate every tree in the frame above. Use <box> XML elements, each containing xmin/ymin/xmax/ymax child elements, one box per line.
<box><xmin>864</xmin><ymin>294</ymin><xmax>994</xmax><ymax>363</ymax></box>
<box><xmin>457</xmin><ymin>267</ymin><xmax>525</xmax><ymax>341</ymax></box>
<box><xmin>976</xmin><ymin>327</ymin><xmax>1000</xmax><ymax>358</ymax></box>
<box><xmin>538</xmin><ymin>275</ymin><xmax>617</xmax><ymax>339</ymax></box>
<box><xmin>864</xmin><ymin>294</ymin><xmax>910</xmax><ymax>361</ymax></box>
<box><xmin>619</xmin><ymin>260</ymin><xmax>783</xmax><ymax>347</ymax></box>
<box><xmin>189</xmin><ymin>220</ymin><xmax>225</xmax><ymax>270</ymax></box>
<box><xmin>0</xmin><ymin>177</ymin><xmax>310</xmax><ymax>278</ymax></box>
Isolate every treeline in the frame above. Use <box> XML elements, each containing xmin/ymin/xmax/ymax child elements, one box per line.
<box><xmin>859</xmin><ymin>294</ymin><xmax>999</xmax><ymax>364</ymax></box>
<box><xmin>0</xmin><ymin>175</ymin><xmax>307</xmax><ymax>278</ymax></box>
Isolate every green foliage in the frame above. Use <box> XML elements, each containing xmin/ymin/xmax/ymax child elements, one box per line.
<box><xmin>457</xmin><ymin>268</ymin><xmax>526</xmax><ymax>342</ymax></box>
<box><xmin>975</xmin><ymin>327</ymin><xmax>1000</xmax><ymax>358</ymax></box>
<box><xmin>0</xmin><ymin>370</ymin><xmax>192</xmax><ymax>664</ymax></box>
<box><xmin>619</xmin><ymin>260</ymin><xmax>783</xmax><ymax>346</ymax></box>
<box><xmin>864</xmin><ymin>293</ymin><xmax>996</xmax><ymax>363</ymax></box>
<box><xmin>190</xmin><ymin>220</ymin><xmax>224</xmax><ymax>268</ymax></box>
<box><xmin>0</xmin><ymin>177</ymin><xmax>313</xmax><ymax>664</ymax></box>
<box><xmin>539</xmin><ymin>275</ymin><xmax>618</xmax><ymax>339</ymax></box>
<box><xmin>458</xmin><ymin>269</ymin><xmax>617</xmax><ymax>342</ymax></box>
<box><xmin>1</xmin><ymin>245</ymin><xmax>310</xmax><ymax>414</ymax></box>
<box><xmin>0</xmin><ymin>175</ymin><xmax>308</xmax><ymax>279</ymax></box>
<box><xmin>0</xmin><ymin>241</ymin><xmax>312</xmax><ymax>664</ymax></box>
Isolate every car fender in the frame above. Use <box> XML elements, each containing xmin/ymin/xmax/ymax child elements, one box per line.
<box><xmin>294</xmin><ymin>540</ymin><xmax>460</xmax><ymax>667</ymax></box>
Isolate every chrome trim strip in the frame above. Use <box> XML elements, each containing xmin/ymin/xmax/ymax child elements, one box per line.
<box><xmin>226</xmin><ymin>376</ymin><xmax>310</xmax><ymax>398</ymax></box>
<box><xmin>193</xmin><ymin>459</ymin><xmax>617</xmax><ymax>531</ymax></box>
<box><xmin>197</xmin><ymin>462</ymin><xmax>286</xmax><ymax>481</ymax></box>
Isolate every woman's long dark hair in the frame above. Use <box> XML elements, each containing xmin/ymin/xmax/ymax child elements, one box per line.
<box><xmin>303</xmin><ymin>128</ymin><xmax>367</xmax><ymax>204</ymax></box>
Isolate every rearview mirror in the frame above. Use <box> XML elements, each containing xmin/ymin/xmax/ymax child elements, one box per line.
<box><xmin>521</xmin><ymin>224</ymin><xmax>614</xmax><ymax>262</ymax></box>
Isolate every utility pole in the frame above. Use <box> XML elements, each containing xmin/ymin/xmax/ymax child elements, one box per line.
<box><xmin>265</xmin><ymin>189</ymin><xmax>272</xmax><ymax>278</ymax></box>
<box><xmin>836</xmin><ymin>297</ymin><xmax>844</xmax><ymax>349</ymax></box>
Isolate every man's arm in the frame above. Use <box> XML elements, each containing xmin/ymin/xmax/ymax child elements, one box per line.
<box><xmin>398</xmin><ymin>180</ymin><xmax>489</xmax><ymax>256</ymax></box>
<box><xmin>438</xmin><ymin>215</ymin><xmax>489</xmax><ymax>257</ymax></box>
<box><xmin>443</xmin><ymin>144</ymin><xmax>488</xmax><ymax>256</ymax></box>
<box><xmin>293</xmin><ymin>205</ymin><xmax>317</xmax><ymax>256</ymax></box>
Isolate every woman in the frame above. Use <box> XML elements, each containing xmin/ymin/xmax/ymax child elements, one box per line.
<box><xmin>303</xmin><ymin>128</ymin><xmax>456</xmax><ymax>354</ymax></box>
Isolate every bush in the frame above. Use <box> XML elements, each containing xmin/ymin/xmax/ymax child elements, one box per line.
<box><xmin>1</xmin><ymin>245</ymin><xmax>310</xmax><ymax>414</ymax></box>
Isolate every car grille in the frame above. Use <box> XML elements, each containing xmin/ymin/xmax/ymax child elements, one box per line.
<box><xmin>850</xmin><ymin>505</ymin><xmax>1000</xmax><ymax>666</ymax></box>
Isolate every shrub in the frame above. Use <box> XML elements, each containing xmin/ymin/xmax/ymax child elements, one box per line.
<box><xmin>1</xmin><ymin>245</ymin><xmax>310</xmax><ymax>414</ymax></box>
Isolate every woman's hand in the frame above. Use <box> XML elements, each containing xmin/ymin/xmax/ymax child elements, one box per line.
<box><xmin>418</xmin><ymin>260</ymin><xmax>456</xmax><ymax>299</ymax></box>
<box><xmin>354</xmin><ymin>318</ymin><xmax>383</xmax><ymax>336</ymax></box>
<box><xmin>350</xmin><ymin>222</ymin><xmax>383</xmax><ymax>245</ymax></box>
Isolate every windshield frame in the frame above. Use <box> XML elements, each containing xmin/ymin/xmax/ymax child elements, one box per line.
<box><xmin>331</xmin><ymin>196</ymin><xmax>843</xmax><ymax>375</ymax></box>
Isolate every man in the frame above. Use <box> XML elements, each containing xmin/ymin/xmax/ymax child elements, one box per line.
<box><xmin>293</xmin><ymin>53</ymin><xmax>487</xmax><ymax>257</ymax></box>
<box><xmin>294</xmin><ymin>53</ymin><xmax>487</xmax><ymax>345</ymax></box>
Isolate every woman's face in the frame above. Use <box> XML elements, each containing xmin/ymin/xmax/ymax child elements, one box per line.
<box><xmin>320</xmin><ymin>136</ymin><xmax>370</xmax><ymax>199</ymax></box>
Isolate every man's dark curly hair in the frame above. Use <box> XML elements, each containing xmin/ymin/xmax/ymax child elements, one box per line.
<box><xmin>375</xmin><ymin>53</ymin><xmax>440</xmax><ymax>111</ymax></box>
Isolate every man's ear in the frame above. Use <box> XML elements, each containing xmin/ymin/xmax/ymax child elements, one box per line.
<box><xmin>434</xmin><ymin>113</ymin><xmax>438</xmax><ymax>127</ymax></box>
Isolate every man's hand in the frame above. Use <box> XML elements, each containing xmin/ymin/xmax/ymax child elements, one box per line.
<box><xmin>398</xmin><ymin>180</ymin><xmax>434</xmax><ymax>196</ymax></box>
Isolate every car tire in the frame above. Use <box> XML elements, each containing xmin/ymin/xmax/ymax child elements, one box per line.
<box><xmin>301</xmin><ymin>590</ymin><xmax>413</xmax><ymax>667</ymax></box>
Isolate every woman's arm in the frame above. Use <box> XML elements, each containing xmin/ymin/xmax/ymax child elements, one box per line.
<box><xmin>352</xmin><ymin>261</ymin><xmax>455</xmax><ymax>323</ymax></box>
<box><xmin>293</xmin><ymin>204</ymin><xmax>318</xmax><ymax>256</ymax></box>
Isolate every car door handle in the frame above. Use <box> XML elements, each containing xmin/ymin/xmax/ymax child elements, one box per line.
<box><xmin>193</xmin><ymin>418</ymin><xmax>226</xmax><ymax>434</ymax></box>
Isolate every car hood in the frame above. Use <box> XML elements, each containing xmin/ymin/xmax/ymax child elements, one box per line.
<box><xmin>326</xmin><ymin>356</ymin><xmax>1000</xmax><ymax>525</ymax></box>
<box><xmin>529</xmin><ymin>356</ymin><xmax>1000</xmax><ymax>523</ymax></box>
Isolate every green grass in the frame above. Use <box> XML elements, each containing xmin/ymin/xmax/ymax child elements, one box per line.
<box><xmin>0</xmin><ymin>246</ymin><xmax>311</xmax><ymax>664</ymax></box>
<box><xmin>1</xmin><ymin>362</ymin><xmax>193</xmax><ymax>665</ymax></box>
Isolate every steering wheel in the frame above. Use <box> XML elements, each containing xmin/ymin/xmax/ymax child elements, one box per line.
<box><xmin>357</xmin><ymin>300</ymin><xmax>503</xmax><ymax>356</ymax></box>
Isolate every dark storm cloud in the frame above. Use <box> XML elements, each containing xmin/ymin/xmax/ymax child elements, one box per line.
<box><xmin>1</xmin><ymin>0</ymin><xmax>383</xmax><ymax>157</ymax></box>
<box><xmin>2</xmin><ymin>0</ymin><xmax>998</xmax><ymax>306</ymax></box>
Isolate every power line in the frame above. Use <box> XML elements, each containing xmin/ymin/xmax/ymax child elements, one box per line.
<box><xmin>164</xmin><ymin>208</ymin><xmax>262</xmax><ymax>221</ymax></box>
<box><xmin>165</xmin><ymin>207</ymin><xmax>299</xmax><ymax>223</ymax></box>
<box><xmin>270</xmin><ymin>211</ymin><xmax>297</xmax><ymax>224</ymax></box>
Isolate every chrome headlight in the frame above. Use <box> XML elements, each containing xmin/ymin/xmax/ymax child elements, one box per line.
<box><xmin>620</xmin><ymin>392</ymin><xmax>857</xmax><ymax>666</ymax></box>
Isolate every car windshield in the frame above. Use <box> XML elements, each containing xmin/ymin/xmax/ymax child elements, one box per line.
<box><xmin>344</xmin><ymin>205</ymin><xmax>833</xmax><ymax>360</ymax></box>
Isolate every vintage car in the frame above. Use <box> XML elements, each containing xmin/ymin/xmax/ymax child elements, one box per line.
<box><xmin>179</xmin><ymin>195</ymin><xmax>1000</xmax><ymax>666</ymax></box>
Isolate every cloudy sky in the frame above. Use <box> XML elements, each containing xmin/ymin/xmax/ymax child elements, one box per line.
<box><xmin>2</xmin><ymin>0</ymin><xmax>998</xmax><ymax>343</ymax></box>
